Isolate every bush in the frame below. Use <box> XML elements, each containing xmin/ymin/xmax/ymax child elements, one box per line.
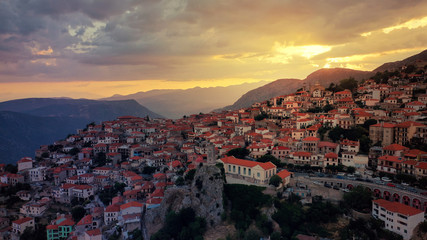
<box><xmin>269</xmin><ymin>175</ymin><xmax>282</xmax><ymax>187</ymax></box>
<box><xmin>151</xmin><ymin>207</ymin><xmax>206</xmax><ymax>240</ymax></box>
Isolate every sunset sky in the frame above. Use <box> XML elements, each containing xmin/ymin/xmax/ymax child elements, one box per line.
<box><xmin>1</xmin><ymin>0</ymin><xmax>427</xmax><ymax>101</ymax></box>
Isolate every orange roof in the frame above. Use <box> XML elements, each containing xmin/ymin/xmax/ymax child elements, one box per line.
<box><xmin>13</xmin><ymin>217</ymin><xmax>33</xmax><ymax>225</ymax></box>
<box><xmin>378</xmin><ymin>155</ymin><xmax>402</xmax><ymax>163</ymax></box>
<box><xmin>46</xmin><ymin>225</ymin><xmax>58</xmax><ymax>230</ymax></box>
<box><xmin>277</xmin><ymin>169</ymin><xmax>291</xmax><ymax>179</ymax></box>
<box><xmin>85</xmin><ymin>228</ymin><xmax>101</xmax><ymax>236</ymax></box>
<box><xmin>383</xmin><ymin>144</ymin><xmax>409</xmax><ymax>152</ymax></box>
<box><xmin>371</xmin><ymin>122</ymin><xmax>395</xmax><ymax>128</ymax></box>
<box><xmin>120</xmin><ymin>201</ymin><xmax>143</xmax><ymax>210</ymax></box>
<box><xmin>58</xmin><ymin>218</ymin><xmax>75</xmax><ymax>226</ymax></box>
<box><xmin>105</xmin><ymin>204</ymin><xmax>120</xmax><ymax>213</ymax></box>
<box><xmin>302</xmin><ymin>137</ymin><xmax>320</xmax><ymax>142</ymax></box>
<box><xmin>220</xmin><ymin>156</ymin><xmax>276</xmax><ymax>170</ymax></box>
<box><xmin>325</xmin><ymin>152</ymin><xmax>338</xmax><ymax>158</ymax></box>
<box><xmin>373</xmin><ymin>199</ymin><xmax>423</xmax><ymax>216</ymax></box>
<box><xmin>395</xmin><ymin>121</ymin><xmax>425</xmax><ymax>128</ymax></box>
<box><xmin>77</xmin><ymin>215</ymin><xmax>92</xmax><ymax>226</ymax></box>
<box><xmin>416</xmin><ymin>162</ymin><xmax>427</xmax><ymax>170</ymax></box>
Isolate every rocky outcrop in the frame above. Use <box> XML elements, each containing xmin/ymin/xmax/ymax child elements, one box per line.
<box><xmin>144</xmin><ymin>165</ymin><xmax>225</xmax><ymax>237</ymax></box>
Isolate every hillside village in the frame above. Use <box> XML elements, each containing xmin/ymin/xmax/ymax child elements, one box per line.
<box><xmin>0</xmin><ymin>66</ymin><xmax>427</xmax><ymax>240</ymax></box>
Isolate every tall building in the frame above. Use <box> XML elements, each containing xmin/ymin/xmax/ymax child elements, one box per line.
<box><xmin>372</xmin><ymin>199</ymin><xmax>424</xmax><ymax>240</ymax></box>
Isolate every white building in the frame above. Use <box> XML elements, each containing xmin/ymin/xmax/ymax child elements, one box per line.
<box><xmin>29</xmin><ymin>167</ymin><xmax>47</xmax><ymax>182</ymax></box>
<box><xmin>12</xmin><ymin>217</ymin><xmax>34</xmax><ymax>239</ymax></box>
<box><xmin>372</xmin><ymin>199</ymin><xmax>424</xmax><ymax>240</ymax></box>
<box><xmin>218</xmin><ymin>156</ymin><xmax>276</xmax><ymax>185</ymax></box>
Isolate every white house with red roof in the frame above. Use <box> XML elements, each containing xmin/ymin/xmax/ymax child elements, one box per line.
<box><xmin>276</xmin><ymin>169</ymin><xmax>291</xmax><ymax>187</ymax></box>
<box><xmin>104</xmin><ymin>204</ymin><xmax>120</xmax><ymax>224</ymax></box>
<box><xmin>372</xmin><ymin>199</ymin><xmax>424</xmax><ymax>240</ymax></box>
<box><xmin>120</xmin><ymin>201</ymin><xmax>144</xmax><ymax>216</ymax></box>
<box><xmin>415</xmin><ymin>162</ymin><xmax>427</xmax><ymax>179</ymax></box>
<box><xmin>271</xmin><ymin>146</ymin><xmax>291</xmax><ymax>161</ymax></box>
<box><xmin>405</xmin><ymin>101</ymin><xmax>425</xmax><ymax>111</ymax></box>
<box><xmin>377</xmin><ymin>155</ymin><xmax>403</xmax><ymax>174</ymax></box>
<box><xmin>218</xmin><ymin>156</ymin><xmax>276</xmax><ymax>185</ymax></box>
<box><xmin>12</xmin><ymin>217</ymin><xmax>34</xmax><ymax>236</ymax></box>
<box><xmin>84</xmin><ymin>228</ymin><xmax>102</xmax><ymax>240</ymax></box>
<box><xmin>17</xmin><ymin>157</ymin><xmax>33</xmax><ymax>172</ymax></box>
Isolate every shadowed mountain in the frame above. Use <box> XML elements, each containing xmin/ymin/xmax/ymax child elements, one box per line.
<box><xmin>0</xmin><ymin>98</ymin><xmax>163</xmax><ymax>164</ymax></box>
<box><xmin>0</xmin><ymin>111</ymin><xmax>88</xmax><ymax>164</ymax></box>
<box><xmin>102</xmin><ymin>81</ymin><xmax>268</xmax><ymax>119</ymax></box>
<box><xmin>218</xmin><ymin>68</ymin><xmax>371</xmax><ymax>111</ymax></box>
<box><xmin>0</xmin><ymin>98</ymin><xmax>163</xmax><ymax>120</ymax></box>
<box><xmin>374</xmin><ymin>49</ymin><xmax>427</xmax><ymax>72</ymax></box>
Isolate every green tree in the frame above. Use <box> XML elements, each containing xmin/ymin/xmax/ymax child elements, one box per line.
<box><xmin>269</xmin><ymin>175</ymin><xmax>282</xmax><ymax>187</ymax></box>
<box><xmin>258</xmin><ymin>154</ymin><xmax>282</xmax><ymax>167</ymax></box>
<box><xmin>185</xmin><ymin>169</ymin><xmax>196</xmax><ymax>181</ymax></box>
<box><xmin>69</xmin><ymin>147</ymin><xmax>80</xmax><ymax>156</ymax></box>
<box><xmin>227</xmin><ymin>148</ymin><xmax>250</xmax><ymax>159</ymax></box>
<box><xmin>71</xmin><ymin>206</ymin><xmax>86</xmax><ymax>222</ymax></box>
<box><xmin>342</xmin><ymin>186</ymin><xmax>372</xmax><ymax>213</ymax></box>
<box><xmin>328</xmin><ymin>126</ymin><xmax>345</xmax><ymax>142</ymax></box>
<box><xmin>175</xmin><ymin>176</ymin><xmax>185</xmax><ymax>186</ymax></box>
<box><xmin>339</xmin><ymin>77</ymin><xmax>358</xmax><ymax>92</ymax></box>
<box><xmin>323</xmin><ymin>104</ymin><xmax>334</xmax><ymax>112</ymax></box>
<box><xmin>346</xmin><ymin>166</ymin><xmax>356</xmax><ymax>174</ymax></box>
<box><xmin>5</xmin><ymin>164</ymin><xmax>17</xmax><ymax>173</ymax></box>
<box><xmin>363</xmin><ymin>119</ymin><xmax>378</xmax><ymax>130</ymax></box>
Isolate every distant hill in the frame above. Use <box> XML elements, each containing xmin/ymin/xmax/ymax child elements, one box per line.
<box><xmin>0</xmin><ymin>98</ymin><xmax>163</xmax><ymax>120</ymax></box>
<box><xmin>0</xmin><ymin>111</ymin><xmax>88</xmax><ymax>164</ymax></box>
<box><xmin>218</xmin><ymin>68</ymin><xmax>371</xmax><ymax>111</ymax></box>
<box><xmin>374</xmin><ymin>49</ymin><xmax>427</xmax><ymax>72</ymax></box>
<box><xmin>102</xmin><ymin>82</ymin><xmax>268</xmax><ymax>119</ymax></box>
<box><xmin>0</xmin><ymin>98</ymin><xmax>163</xmax><ymax>164</ymax></box>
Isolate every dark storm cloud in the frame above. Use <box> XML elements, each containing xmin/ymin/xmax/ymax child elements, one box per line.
<box><xmin>0</xmin><ymin>0</ymin><xmax>426</xmax><ymax>83</ymax></box>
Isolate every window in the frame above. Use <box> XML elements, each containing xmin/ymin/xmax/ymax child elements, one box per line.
<box><xmin>257</xmin><ymin>172</ymin><xmax>260</xmax><ymax>177</ymax></box>
<box><xmin>233</xmin><ymin>166</ymin><xmax>235</xmax><ymax>172</ymax></box>
<box><xmin>228</xmin><ymin>165</ymin><xmax>231</xmax><ymax>172</ymax></box>
<box><xmin>243</xmin><ymin>168</ymin><xmax>246</xmax><ymax>175</ymax></box>
<box><xmin>248</xmin><ymin>169</ymin><xmax>251</xmax><ymax>175</ymax></box>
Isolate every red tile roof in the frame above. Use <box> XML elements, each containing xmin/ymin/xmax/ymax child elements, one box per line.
<box><xmin>77</xmin><ymin>215</ymin><xmax>92</xmax><ymax>226</ymax></box>
<box><xmin>277</xmin><ymin>169</ymin><xmax>291</xmax><ymax>179</ymax></box>
<box><xmin>378</xmin><ymin>155</ymin><xmax>402</xmax><ymax>163</ymax></box>
<box><xmin>120</xmin><ymin>201</ymin><xmax>143</xmax><ymax>210</ymax></box>
<box><xmin>325</xmin><ymin>152</ymin><xmax>338</xmax><ymax>159</ymax></box>
<box><xmin>373</xmin><ymin>199</ymin><xmax>423</xmax><ymax>216</ymax></box>
<box><xmin>105</xmin><ymin>204</ymin><xmax>120</xmax><ymax>213</ymax></box>
<box><xmin>86</xmin><ymin>228</ymin><xmax>101</xmax><ymax>236</ymax></box>
<box><xmin>13</xmin><ymin>217</ymin><xmax>33</xmax><ymax>225</ymax></box>
<box><xmin>383</xmin><ymin>144</ymin><xmax>409</xmax><ymax>152</ymax></box>
<box><xmin>220</xmin><ymin>156</ymin><xmax>276</xmax><ymax>170</ymax></box>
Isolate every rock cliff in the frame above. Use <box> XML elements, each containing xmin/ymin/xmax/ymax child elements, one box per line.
<box><xmin>144</xmin><ymin>165</ymin><xmax>225</xmax><ymax>237</ymax></box>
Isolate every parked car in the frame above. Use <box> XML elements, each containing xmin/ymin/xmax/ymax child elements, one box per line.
<box><xmin>333</xmin><ymin>185</ymin><xmax>340</xmax><ymax>190</ymax></box>
<box><xmin>381</xmin><ymin>177</ymin><xmax>391</xmax><ymax>182</ymax></box>
<box><xmin>386</xmin><ymin>183</ymin><xmax>396</xmax><ymax>187</ymax></box>
<box><xmin>324</xmin><ymin>183</ymin><xmax>332</xmax><ymax>188</ymax></box>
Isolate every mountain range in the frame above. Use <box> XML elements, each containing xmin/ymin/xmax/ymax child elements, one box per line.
<box><xmin>102</xmin><ymin>81</ymin><xmax>268</xmax><ymax>119</ymax></box>
<box><xmin>0</xmin><ymin>99</ymin><xmax>162</xmax><ymax>164</ymax></box>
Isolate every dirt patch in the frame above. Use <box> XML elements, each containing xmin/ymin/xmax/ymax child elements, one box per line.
<box><xmin>204</xmin><ymin>222</ymin><xmax>236</xmax><ymax>240</ymax></box>
<box><xmin>323</xmin><ymin>216</ymin><xmax>349</xmax><ymax>239</ymax></box>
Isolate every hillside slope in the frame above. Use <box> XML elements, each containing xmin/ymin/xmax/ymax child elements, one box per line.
<box><xmin>0</xmin><ymin>111</ymin><xmax>87</xmax><ymax>164</ymax></box>
<box><xmin>219</xmin><ymin>68</ymin><xmax>371</xmax><ymax>111</ymax></box>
